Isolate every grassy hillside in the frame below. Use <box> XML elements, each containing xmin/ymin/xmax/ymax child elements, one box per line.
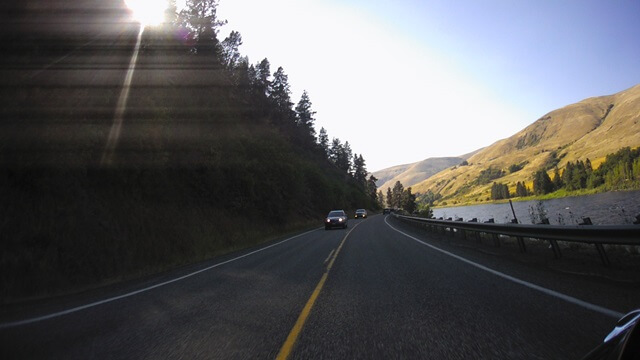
<box><xmin>374</xmin><ymin>157</ymin><xmax>464</xmax><ymax>193</ymax></box>
<box><xmin>0</xmin><ymin>1</ymin><xmax>376</xmax><ymax>302</ymax></box>
<box><xmin>373</xmin><ymin>163</ymin><xmax>415</xmax><ymax>187</ymax></box>
<box><xmin>412</xmin><ymin>84</ymin><xmax>640</xmax><ymax>205</ymax></box>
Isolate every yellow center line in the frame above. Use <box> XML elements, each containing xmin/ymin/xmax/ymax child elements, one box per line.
<box><xmin>275</xmin><ymin>222</ymin><xmax>363</xmax><ymax>360</ymax></box>
<box><xmin>323</xmin><ymin>249</ymin><xmax>336</xmax><ymax>264</ymax></box>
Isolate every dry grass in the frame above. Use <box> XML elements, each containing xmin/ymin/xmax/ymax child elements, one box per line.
<box><xmin>412</xmin><ymin>84</ymin><xmax>640</xmax><ymax>204</ymax></box>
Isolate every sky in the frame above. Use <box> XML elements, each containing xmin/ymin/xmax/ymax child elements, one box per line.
<box><xmin>206</xmin><ymin>0</ymin><xmax>640</xmax><ymax>172</ymax></box>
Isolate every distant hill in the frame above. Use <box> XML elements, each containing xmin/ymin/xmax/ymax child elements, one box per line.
<box><xmin>411</xmin><ymin>84</ymin><xmax>640</xmax><ymax>205</ymax></box>
<box><xmin>373</xmin><ymin>157</ymin><xmax>465</xmax><ymax>192</ymax></box>
<box><xmin>373</xmin><ymin>163</ymin><xmax>415</xmax><ymax>187</ymax></box>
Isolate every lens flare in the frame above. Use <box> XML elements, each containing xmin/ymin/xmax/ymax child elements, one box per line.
<box><xmin>125</xmin><ymin>0</ymin><xmax>166</xmax><ymax>26</ymax></box>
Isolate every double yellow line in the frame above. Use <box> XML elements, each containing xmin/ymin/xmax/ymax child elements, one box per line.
<box><xmin>275</xmin><ymin>222</ymin><xmax>361</xmax><ymax>360</ymax></box>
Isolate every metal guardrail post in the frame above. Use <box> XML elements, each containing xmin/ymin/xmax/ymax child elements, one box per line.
<box><xmin>492</xmin><ymin>233</ymin><xmax>500</xmax><ymax>247</ymax></box>
<box><xmin>578</xmin><ymin>217</ymin><xmax>610</xmax><ymax>266</ymax></box>
<box><xmin>594</xmin><ymin>243</ymin><xmax>610</xmax><ymax>266</ymax></box>
<box><xmin>549</xmin><ymin>240</ymin><xmax>562</xmax><ymax>258</ymax></box>
<box><xmin>516</xmin><ymin>236</ymin><xmax>526</xmax><ymax>253</ymax></box>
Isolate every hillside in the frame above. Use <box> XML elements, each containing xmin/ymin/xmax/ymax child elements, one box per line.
<box><xmin>0</xmin><ymin>1</ymin><xmax>376</xmax><ymax>301</ymax></box>
<box><xmin>373</xmin><ymin>157</ymin><xmax>464</xmax><ymax>192</ymax></box>
<box><xmin>411</xmin><ymin>84</ymin><xmax>640</xmax><ymax>205</ymax></box>
<box><xmin>372</xmin><ymin>163</ymin><xmax>415</xmax><ymax>187</ymax></box>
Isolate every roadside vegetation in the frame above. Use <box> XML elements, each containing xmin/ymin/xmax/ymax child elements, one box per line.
<box><xmin>429</xmin><ymin>146</ymin><xmax>640</xmax><ymax>207</ymax></box>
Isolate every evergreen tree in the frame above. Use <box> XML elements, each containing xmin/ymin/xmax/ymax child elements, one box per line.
<box><xmin>231</xmin><ymin>56</ymin><xmax>252</xmax><ymax>98</ymax></box>
<box><xmin>490</xmin><ymin>182</ymin><xmax>510</xmax><ymax>200</ymax></box>
<box><xmin>377</xmin><ymin>190</ymin><xmax>385</xmax><ymax>207</ymax></box>
<box><xmin>533</xmin><ymin>170</ymin><xmax>554</xmax><ymax>195</ymax></box>
<box><xmin>552</xmin><ymin>167</ymin><xmax>563</xmax><ymax>190</ymax></box>
<box><xmin>352</xmin><ymin>154</ymin><xmax>368</xmax><ymax>185</ymax></box>
<box><xmin>515</xmin><ymin>181</ymin><xmax>529</xmax><ymax>197</ymax></box>
<box><xmin>294</xmin><ymin>90</ymin><xmax>316</xmax><ymax>138</ymax></box>
<box><xmin>181</xmin><ymin>0</ymin><xmax>227</xmax><ymax>59</ymax></box>
<box><xmin>420</xmin><ymin>190</ymin><xmax>441</xmax><ymax>206</ymax></box>
<box><xmin>250</xmin><ymin>58</ymin><xmax>270</xmax><ymax>116</ymax></box>
<box><xmin>317</xmin><ymin>127</ymin><xmax>329</xmax><ymax>158</ymax></box>
<box><xmin>254</xmin><ymin>58</ymin><xmax>271</xmax><ymax>94</ymax></box>
<box><xmin>402</xmin><ymin>187</ymin><xmax>417</xmax><ymax>213</ymax></box>
<box><xmin>386</xmin><ymin>187</ymin><xmax>393</xmax><ymax>208</ymax></box>
<box><xmin>269</xmin><ymin>67</ymin><xmax>293</xmax><ymax>114</ymax></box>
<box><xmin>562</xmin><ymin>162</ymin><xmax>575</xmax><ymax>190</ymax></box>
<box><xmin>221</xmin><ymin>30</ymin><xmax>243</xmax><ymax>69</ymax></box>
<box><xmin>366</xmin><ymin>175</ymin><xmax>378</xmax><ymax>204</ymax></box>
<box><xmin>342</xmin><ymin>141</ymin><xmax>353</xmax><ymax>174</ymax></box>
<box><xmin>391</xmin><ymin>181</ymin><xmax>404</xmax><ymax>208</ymax></box>
<box><xmin>575</xmin><ymin>161</ymin><xmax>588</xmax><ymax>189</ymax></box>
<box><xmin>329</xmin><ymin>138</ymin><xmax>342</xmax><ymax>165</ymax></box>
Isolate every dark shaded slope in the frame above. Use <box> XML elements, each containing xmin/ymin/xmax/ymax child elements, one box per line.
<box><xmin>0</xmin><ymin>1</ymin><xmax>374</xmax><ymax>302</ymax></box>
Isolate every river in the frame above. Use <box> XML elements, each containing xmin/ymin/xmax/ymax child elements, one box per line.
<box><xmin>432</xmin><ymin>190</ymin><xmax>640</xmax><ymax>225</ymax></box>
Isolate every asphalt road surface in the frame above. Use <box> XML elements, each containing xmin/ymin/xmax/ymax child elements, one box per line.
<box><xmin>1</xmin><ymin>214</ymin><xmax>637</xmax><ymax>359</ymax></box>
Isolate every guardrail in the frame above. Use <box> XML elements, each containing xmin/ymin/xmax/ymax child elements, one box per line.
<box><xmin>392</xmin><ymin>214</ymin><xmax>640</xmax><ymax>266</ymax></box>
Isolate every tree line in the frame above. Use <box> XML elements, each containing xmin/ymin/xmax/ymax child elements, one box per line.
<box><xmin>532</xmin><ymin>147</ymin><xmax>640</xmax><ymax>195</ymax></box>
<box><xmin>378</xmin><ymin>181</ymin><xmax>417</xmax><ymax>213</ymax></box>
<box><xmin>140</xmin><ymin>0</ymin><xmax>378</xmax><ymax>200</ymax></box>
<box><xmin>489</xmin><ymin>147</ymin><xmax>640</xmax><ymax>199</ymax></box>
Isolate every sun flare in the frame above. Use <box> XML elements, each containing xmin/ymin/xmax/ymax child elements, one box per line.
<box><xmin>125</xmin><ymin>0</ymin><xmax>167</xmax><ymax>27</ymax></box>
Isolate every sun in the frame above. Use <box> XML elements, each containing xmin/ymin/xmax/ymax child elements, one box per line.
<box><xmin>125</xmin><ymin>0</ymin><xmax>167</xmax><ymax>27</ymax></box>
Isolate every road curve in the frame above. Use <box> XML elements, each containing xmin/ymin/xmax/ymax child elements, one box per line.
<box><xmin>1</xmin><ymin>214</ymin><xmax>636</xmax><ymax>359</ymax></box>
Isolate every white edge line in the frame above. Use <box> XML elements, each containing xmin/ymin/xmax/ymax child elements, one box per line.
<box><xmin>384</xmin><ymin>216</ymin><xmax>624</xmax><ymax>319</ymax></box>
<box><xmin>0</xmin><ymin>227</ymin><xmax>321</xmax><ymax>329</ymax></box>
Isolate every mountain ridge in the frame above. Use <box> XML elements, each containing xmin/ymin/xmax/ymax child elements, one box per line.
<box><xmin>387</xmin><ymin>84</ymin><xmax>640</xmax><ymax>205</ymax></box>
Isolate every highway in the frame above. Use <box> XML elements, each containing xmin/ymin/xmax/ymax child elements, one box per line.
<box><xmin>1</xmin><ymin>214</ymin><xmax>637</xmax><ymax>359</ymax></box>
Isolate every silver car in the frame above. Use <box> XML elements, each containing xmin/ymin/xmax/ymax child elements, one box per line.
<box><xmin>355</xmin><ymin>209</ymin><xmax>367</xmax><ymax>219</ymax></box>
<box><xmin>325</xmin><ymin>210</ymin><xmax>348</xmax><ymax>230</ymax></box>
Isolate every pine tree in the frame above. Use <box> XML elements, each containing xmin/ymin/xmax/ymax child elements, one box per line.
<box><xmin>221</xmin><ymin>30</ymin><xmax>243</xmax><ymax>69</ymax></box>
<box><xmin>294</xmin><ymin>90</ymin><xmax>316</xmax><ymax>138</ymax></box>
<box><xmin>254</xmin><ymin>58</ymin><xmax>271</xmax><ymax>94</ymax></box>
<box><xmin>366</xmin><ymin>175</ymin><xmax>378</xmax><ymax>203</ymax></box>
<box><xmin>343</xmin><ymin>142</ymin><xmax>353</xmax><ymax>174</ymax></box>
<box><xmin>329</xmin><ymin>138</ymin><xmax>342</xmax><ymax>165</ymax></box>
<box><xmin>329</xmin><ymin>141</ymin><xmax>353</xmax><ymax>174</ymax></box>
<box><xmin>317</xmin><ymin>127</ymin><xmax>329</xmax><ymax>158</ymax></box>
<box><xmin>516</xmin><ymin>181</ymin><xmax>529</xmax><ymax>197</ymax></box>
<box><xmin>386</xmin><ymin>187</ymin><xmax>393</xmax><ymax>208</ymax></box>
<box><xmin>402</xmin><ymin>187</ymin><xmax>417</xmax><ymax>213</ymax></box>
<box><xmin>391</xmin><ymin>181</ymin><xmax>404</xmax><ymax>208</ymax></box>
<box><xmin>268</xmin><ymin>66</ymin><xmax>296</xmax><ymax>130</ymax></box>
<box><xmin>181</xmin><ymin>0</ymin><xmax>227</xmax><ymax>59</ymax></box>
<box><xmin>250</xmin><ymin>58</ymin><xmax>270</xmax><ymax>116</ymax></box>
<box><xmin>352</xmin><ymin>154</ymin><xmax>368</xmax><ymax>185</ymax></box>
<box><xmin>269</xmin><ymin>67</ymin><xmax>293</xmax><ymax>113</ymax></box>
<box><xmin>552</xmin><ymin>167</ymin><xmax>563</xmax><ymax>190</ymax></box>
<box><xmin>490</xmin><ymin>182</ymin><xmax>510</xmax><ymax>200</ymax></box>
<box><xmin>533</xmin><ymin>170</ymin><xmax>553</xmax><ymax>194</ymax></box>
<box><xmin>563</xmin><ymin>162</ymin><xmax>575</xmax><ymax>190</ymax></box>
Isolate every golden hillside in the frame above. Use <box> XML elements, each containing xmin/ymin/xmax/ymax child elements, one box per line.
<box><xmin>412</xmin><ymin>84</ymin><xmax>640</xmax><ymax>204</ymax></box>
<box><xmin>374</xmin><ymin>157</ymin><xmax>464</xmax><ymax>193</ymax></box>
